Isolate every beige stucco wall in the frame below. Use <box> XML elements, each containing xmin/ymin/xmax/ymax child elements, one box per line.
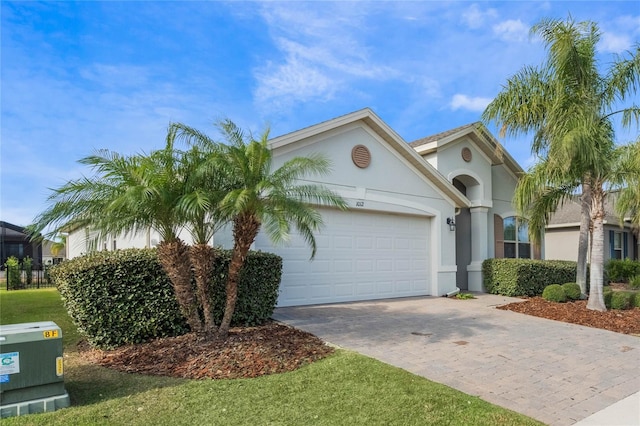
<box><xmin>545</xmin><ymin>228</ymin><xmax>580</xmax><ymax>261</ymax></box>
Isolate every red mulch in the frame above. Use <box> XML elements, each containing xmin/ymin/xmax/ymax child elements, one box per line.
<box><xmin>497</xmin><ymin>297</ymin><xmax>640</xmax><ymax>335</ymax></box>
<box><xmin>83</xmin><ymin>321</ymin><xmax>334</xmax><ymax>380</ymax></box>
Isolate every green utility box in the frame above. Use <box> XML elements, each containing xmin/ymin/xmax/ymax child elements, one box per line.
<box><xmin>0</xmin><ymin>321</ymin><xmax>70</xmax><ymax>418</ymax></box>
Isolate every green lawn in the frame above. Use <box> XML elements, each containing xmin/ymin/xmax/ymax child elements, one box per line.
<box><xmin>0</xmin><ymin>289</ymin><xmax>543</xmax><ymax>425</ymax></box>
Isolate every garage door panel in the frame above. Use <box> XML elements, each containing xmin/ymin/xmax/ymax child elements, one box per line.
<box><xmin>255</xmin><ymin>209</ymin><xmax>431</xmax><ymax>306</ymax></box>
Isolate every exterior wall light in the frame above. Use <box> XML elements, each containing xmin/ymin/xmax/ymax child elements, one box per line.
<box><xmin>446</xmin><ymin>217</ymin><xmax>456</xmax><ymax>231</ymax></box>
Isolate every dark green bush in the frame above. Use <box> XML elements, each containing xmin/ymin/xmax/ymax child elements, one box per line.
<box><xmin>482</xmin><ymin>259</ymin><xmax>578</xmax><ymax>297</ymax></box>
<box><xmin>50</xmin><ymin>248</ymin><xmax>282</xmax><ymax>349</ymax></box>
<box><xmin>605</xmin><ymin>259</ymin><xmax>640</xmax><ymax>283</ymax></box>
<box><xmin>542</xmin><ymin>284</ymin><xmax>567</xmax><ymax>303</ymax></box>
<box><xmin>210</xmin><ymin>249</ymin><xmax>282</xmax><ymax>327</ymax></box>
<box><xmin>50</xmin><ymin>249</ymin><xmax>189</xmax><ymax>349</ymax></box>
<box><xmin>604</xmin><ymin>290</ymin><xmax>613</xmax><ymax>309</ymax></box>
<box><xmin>561</xmin><ymin>283</ymin><xmax>581</xmax><ymax>300</ymax></box>
<box><xmin>610</xmin><ymin>291</ymin><xmax>634</xmax><ymax>310</ymax></box>
<box><xmin>629</xmin><ymin>275</ymin><xmax>640</xmax><ymax>290</ymax></box>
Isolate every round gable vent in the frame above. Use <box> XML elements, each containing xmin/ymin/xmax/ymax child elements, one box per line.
<box><xmin>351</xmin><ymin>145</ymin><xmax>371</xmax><ymax>168</ymax></box>
<box><xmin>461</xmin><ymin>147</ymin><xmax>472</xmax><ymax>162</ymax></box>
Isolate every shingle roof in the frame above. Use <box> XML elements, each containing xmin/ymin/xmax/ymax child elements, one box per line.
<box><xmin>409</xmin><ymin>122</ymin><xmax>479</xmax><ymax>148</ymax></box>
<box><xmin>547</xmin><ymin>194</ymin><xmax>622</xmax><ymax>226</ymax></box>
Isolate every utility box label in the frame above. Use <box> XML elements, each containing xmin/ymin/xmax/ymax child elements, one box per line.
<box><xmin>0</xmin><ymin>352</ymin><xmax>20</xmax><ymax>375</ymax></box>
<box><xmin>56</xmin><ymin>357</ymin><xmax>64</xmax><ymax>376</ymax></box>
<box><xmin>43</xmin><ymin>329</ymin><xmax>59</xmax><ymax>339</ymax></box>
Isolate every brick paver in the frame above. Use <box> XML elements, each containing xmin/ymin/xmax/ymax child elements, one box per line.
<box><xmin>273</xmin><ymin>294</ymin><xmax>640</xmax><ymax>426</ymax></box>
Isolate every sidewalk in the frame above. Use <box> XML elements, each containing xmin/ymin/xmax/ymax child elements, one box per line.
<box><xmin>573</xmin><ymin>391</ymin><xmax>639</xmax><ymax>426</ymax></box>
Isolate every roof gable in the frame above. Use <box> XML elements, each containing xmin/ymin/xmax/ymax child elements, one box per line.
<box><xmin>269</xmin><ymin>108</ymin><xmax>470</xmax><ymax>208</ymax></box>
<box><xmin>410</xmin><ymin>122</ymin><xmax>524</xmax><ymax>177</ymax></box>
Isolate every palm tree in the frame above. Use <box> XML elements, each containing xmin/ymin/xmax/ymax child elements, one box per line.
<box><xmin>483</xmin><ymin>17</ymin><xmax>639</xmax><ymax>311</ymax></box>
<box><xmin>212</xmin><ymin>120</ymin><xmax>347</xmax><ymax>339</ymax></box>
<box><xmin>49</xmin><ymin>235</ymin><xmax>66</xmax><ymax>258</ymax></box>
<box><xmin>613</xmin><ymin>139</ymin><xmax>640</xmax><ymax>230</ymax></box>
<box><xmin>171</xmin><ymin>123</ymin><xmax>232</xmax><ymax>337</ymax></box>
<box><xmin>30</xmin><ymin>129</ymin><xmax>202</xmax><ymax>332</ymax></box>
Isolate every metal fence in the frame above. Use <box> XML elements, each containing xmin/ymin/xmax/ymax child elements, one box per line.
<box><xmin>1</xmin><ymin>267</ymin><xmax>56</xmax><ymax>290</ymax></box>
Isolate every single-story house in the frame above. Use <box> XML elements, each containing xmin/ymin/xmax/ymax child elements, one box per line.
<box><xmin>66</xmin><ymin>108</ymin><xmax>538</xmax><ymax>307</ymax></box>
<box><xmin>545</xmin><ymin>195</ymin><xmax>639</xmax><ymax>262</ymax></box>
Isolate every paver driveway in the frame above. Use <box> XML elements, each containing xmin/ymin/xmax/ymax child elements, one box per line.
<box><xmin>273</xmin><ymin>294</ymin><xmax>640</xmax><ymax>426</ymax></box>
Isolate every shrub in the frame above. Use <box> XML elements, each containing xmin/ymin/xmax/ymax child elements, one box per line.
<box><xmin>561</xmin><ymin>283</ymin><xmax>581</xmax><ymax>300</ymax></box>
<box><xmin>610</xmin><ymin>291</ymin><xmax>634</xmax><ymax>310</ymax></box>
<box><xmin>50</xmin><ymin>248</ymin><xmax>282</xmax><ymax>349</ymax></box>
<box><xmin>482</xmin><ymin>259</ymin><xmax>577</xmax><ymax>297</ymax></box>
<box><xmin>50</xmin><ymin>249</ymin><xmax>189</xmax><ymax>349</ymax></box>
<box><xmin>22</xmin><ymin>256</ymin><xmax>33</xmax><ymax>285</ymax></box>
<box><xmin>634</xmin><ymin>292</ymin><xmax>640</xmax><ymax>308</ymax></box>
<box><xmin>542</xmin><ymin>284</ymin><xmax>567</xmax><ymax>303</ymax></box>
<box><xmin>210</xmin><ymin>249</ymin><xmax>282</xmax><ymax>327</ymax></box>
<box><xmin>605</xmin><ymin>259</ymin><xmax>640</xmax><ymax>283</ymax></box>
<box><xmin>629</xmin><ymin>275</ymin><xmax>640</xmax><ymax>290</ymax></box>
<box><xmin>4</xmin><ymin>256</ymin><xmax>22</xmax><ymax>290</ymax></box>
<box><xmin>604</xmin><ymin>290</ymin><xmax>613</xmax><ymax>309</ymax></box>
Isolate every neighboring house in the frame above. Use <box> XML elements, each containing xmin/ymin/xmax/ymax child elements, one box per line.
<box><xmin>64</xmin><ymin>108</ymin><xmax>534</xmax><ymax>307</ymax></box>
<box><xmin>42</xmin><ymin>240</ymin><xmax>66</xmax><ymax>266</ymax></box>
<box><xmin>0</xmin><ymin>221</ymin><xmax>43</xmax><ymax>269</ymax></box>
<box><xmin>545</xmin><ymin>196</ymin><xmax>639</xmax><ymax>262</ymax></box>
<box><xmin>65</xmin><ymin>225</ymin><xmax>168</xmax><ymax>259</ymax></box>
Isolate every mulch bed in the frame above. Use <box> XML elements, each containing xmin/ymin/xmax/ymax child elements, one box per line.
<box><xmin>83</xmin><ymin>321</ymin><xmax>334</xmax><ymax>380</ymax></box>
<box><xmin>497</xmin><ymin>297</ymin><xmax>640</xmax><ymax>335</ymax></box>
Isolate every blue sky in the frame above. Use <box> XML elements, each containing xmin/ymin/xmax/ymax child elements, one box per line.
<box><xmin>2</xmin><ymin>1</ymin><xmax>639</xmax><ymax>227</ymax></box>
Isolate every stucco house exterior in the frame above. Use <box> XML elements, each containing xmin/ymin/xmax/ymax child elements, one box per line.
<box><xmin>66</xmin><ymin>108</ymin><xmax>535</xmax><ymax>307</ymax></box>
<box><xmin>545</xmin><ymin>196</ymin><xmax>639</xmax><ymax>262</ymax></box>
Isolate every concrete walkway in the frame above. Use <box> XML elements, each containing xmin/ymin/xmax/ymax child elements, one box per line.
<box><xmin>273</xmin><ymin>294</ymin><xmax>640</xmax><ymax>426</ymax></box>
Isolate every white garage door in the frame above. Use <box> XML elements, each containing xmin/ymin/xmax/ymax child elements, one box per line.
<box><xmin>255</xmin><ymin>209</ymin><xmax>431</xmax><ymax>307</ymax></box>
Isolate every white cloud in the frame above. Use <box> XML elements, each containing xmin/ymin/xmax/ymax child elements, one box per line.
<box><xmin>461</xmin><ymin>4</ymin><xmax>498</xmax><ymax>29</ymax></box>
<box><xmin>78</xmin><ymin>64</ymin><xmax>151</xmax><ymax>88</ymax></box>
<box><xmin>253</xmin><ymin>3</ymin><xmax>400</xmax><ymax>111</ymax></box>
<box><xmin>599</xmin><ymin>32</ymin><xmax>632</xmax><ymax>53</ymax></box>
<box><xmin>450</xmin><ymin>94</ymin><xmax>491</xmax><ymax>112</ymax></box>
<box><xmin>254</xmin><ymin>58</ymin><xmax>338</xmax><ymax>108</ymax></box>
<box><xmin>493</xmin><ymin>19</ymin><xmax>529</xmax><ymax>42</ymax></box>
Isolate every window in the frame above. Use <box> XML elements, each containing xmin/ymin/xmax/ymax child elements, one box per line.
<box><xmin>503</xmin><ymin>216</ymin><xmax>531</xmax><ymax>259</ymax></box>
<box><xmin>613</xmin><ymin>232</ymin><xmax>623</xmax><ymax>260</ymax></box>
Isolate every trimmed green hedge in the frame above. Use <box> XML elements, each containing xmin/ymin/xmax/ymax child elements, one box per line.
<box><xmin>50</xmin><ymin>248</ymin><xmax>282</xmax><ymax>349</ymax></box>
<box><xmin>561</xmin><ymin>283</ymin><xmax>582</xmax><ymax>300</ymax></box>
<box><xmin>210</xmin><ymin>250</ymin><xmax>282</xmax><ymax>327</ymax></box>
<box><xmin>542</xmin><ymin>284</ymin><xmax>566</xmax><ymax>302</ymax></box>
<box><xmin>482</xmin><ymin>259</ymin><xmax>578</xmax><ymax>297</ymax></box>
<box><xmin>603</xmin><ymin>288</ymin><xmax>640</xmax><ymax>310</ymax></box>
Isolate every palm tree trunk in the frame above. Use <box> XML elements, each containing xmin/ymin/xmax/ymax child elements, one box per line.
<box><xmin>587</xmin><ymin>187</ymin><xmax>606</xmax><ymax>311</ymax></box>
<box><xmin>576</xmin><ymin>182</ymin><xmax>591</xmax><ymax>297</ymax></box>
<box><xmin>217</xmin><ymin>213</ymin><xmax>260</xmax><ymax>339</ymax></box>
<box><xmin>157</xmin><ymin>240</ymin><xmax>202</xmax><ymax>332</ymax></box>
<box><xmin>189</xmin><ymin>243</ymin><xmax>217</xmax><ymax>338</ymax></box>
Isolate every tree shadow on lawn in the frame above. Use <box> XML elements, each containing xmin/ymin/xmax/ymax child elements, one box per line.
<box><xmin>63</xmin><ymin>349</ymin><xmax>184</xmax><ymax>407</ymax></box>
<box><xmin>273</xmin><ymin>296</ymin><xmax>509</xmax><ymax>346</ymax></box>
